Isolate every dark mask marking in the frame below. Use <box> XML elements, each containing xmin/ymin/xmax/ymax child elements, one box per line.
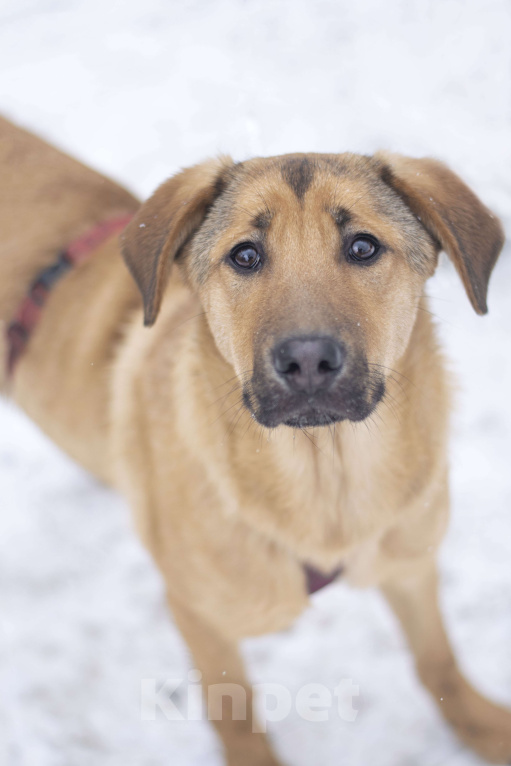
<box><xmin>281</xmin><ymin>158</ymin><xmax>315</xmax><ymax>201</ymax></box>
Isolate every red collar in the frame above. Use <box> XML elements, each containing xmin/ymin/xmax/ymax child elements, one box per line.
<box><xmin>304</xmin><ymin>563</ymin><xmax>343</xmax><ymax>594</ymax></box>
<box><xmin>6</xmin><ymin>214</ymin><xmax>133</xmax><ymax>376</ymax></box>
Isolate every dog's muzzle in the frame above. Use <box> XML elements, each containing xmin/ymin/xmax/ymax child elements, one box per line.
<box><xmin>244</xmin><ymin>334</ymin><xmax>385</xmax><ymax>429</ymax></box>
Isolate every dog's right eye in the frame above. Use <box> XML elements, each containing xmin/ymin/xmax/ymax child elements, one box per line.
<box><xmin>229</xmin><ymin>244</ymin><xmax>261</xmax><ymax>271</ymax></box>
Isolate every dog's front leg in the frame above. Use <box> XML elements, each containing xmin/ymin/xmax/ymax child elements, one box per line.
<box><xmin>168</xmin><ymin>596</ymin><xmax>283</xmax><ymax>766</ymax></box>
<box><xmin>381</xmin><ymin>560</ymin><xmax>511</xmax><ymax>763</ymax></box>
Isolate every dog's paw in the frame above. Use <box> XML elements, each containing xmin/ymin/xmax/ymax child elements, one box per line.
<box><xmin>452</xmin><ymin>706</ymin><xmax>511</xmax><ymax>764</ymax></box>
<box><xmin>226</xmin><ymin>753</ymin><xmax>283</xmax><ymax>766</ymax></box>
<box><xmin>431</xmin><ymin>672</ymin><xmax>511</xmax><ymax>764</ymax></box>
<box><xmin>225</xmin><ymin>731</ymin><xmax>284</xmax><ymax>766</ymax></box>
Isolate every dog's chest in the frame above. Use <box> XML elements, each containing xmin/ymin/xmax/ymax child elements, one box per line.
<box><xmin>232</xmin><ymin>424</ymin><xmax>397</xmax><ymax>569</ymax></box>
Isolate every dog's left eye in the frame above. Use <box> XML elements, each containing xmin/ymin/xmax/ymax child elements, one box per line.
<box><xmin>230</xmin><ymin>244</ymin><xmax>261</xmax><ymax>270</ymax></box>
<box><xmin>348</xmin><ymin>236</ymin><xmax>380</xmax><ymax>262</ymax></box>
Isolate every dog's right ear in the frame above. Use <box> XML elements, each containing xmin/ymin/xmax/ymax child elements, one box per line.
<box><xmin>375</xmin><ymin>152</ymin><xmax>505</xmax><ymax>315</ymax></box>
<box><xmin>121</xmin><ymin>156</ymin><xmax>233</xmax><ymax>326</ymax></box>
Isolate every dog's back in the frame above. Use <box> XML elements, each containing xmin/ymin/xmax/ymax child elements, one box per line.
<box><xmin>0</xmin><ymin>117</ymin><xmax>137</xmax><ymax>320</ymax></box>
<box><xmin>0</xmin><ymin>117</ymin><xmax>140</xmax><ymax>477</ymax></box>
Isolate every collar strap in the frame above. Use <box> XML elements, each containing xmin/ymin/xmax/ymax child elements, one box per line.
<box><xmin>304</xmin><ymin>563</ymin><xmax>343</xmax><ymax>594</ymax></box>
<box><xmin>6</xmin><ymin>214</ymin><xmax>133</xmax><ymax>376</ymax></box>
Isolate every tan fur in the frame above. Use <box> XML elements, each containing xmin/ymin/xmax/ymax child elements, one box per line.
<box><xmin>1</xmin><ymin>116</ymin><xmax>509</xmax><ymax>765</ymax></box>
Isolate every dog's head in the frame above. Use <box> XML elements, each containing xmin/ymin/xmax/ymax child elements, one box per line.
<box><xmin>122</xmin><ymin>152</ymin><xmax>504</xmax><ymax>428</ymax></box>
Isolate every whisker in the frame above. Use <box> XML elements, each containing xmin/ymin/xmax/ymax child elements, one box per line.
<box><xmin>210</xmin><ymin>370</ymin><xmax>253</xmax><ymax>393</ymax></box>
<box><xmin>416</xmin><ymin>304</ymin><xmax>454</xmax><ymax>327</ymax></box>
<box><xmin>209</xmin><ymin>382</ymin><xmax>243</xmax><ymax>408</ymax></box>
<box><xmin>367</xmin><ymin>362</ymin><xmax>417</xmax><ymax>392</ymax></box>
<box><xmin>226</xmin><ymin>400</ymin><xmax>248</xmax><ymax>438</ymax></box>
<box><xmin>170</xmin><ymin>310</ymin><xmax>208</xmax><ymax>334</ymax></box>
<box><xmin>299</xmin><ymin>426</ymin><xmax>317</xmax><ymax>451</ymax></box>
<box><xmin>208</xmin><ymin>393</ymin><xmax>245</xmax><ymax>427</ymax></box>
<box><xmin>420</xmin><ymin>291</ymin><xmax>455</xmax><ymax>304</ymax></box>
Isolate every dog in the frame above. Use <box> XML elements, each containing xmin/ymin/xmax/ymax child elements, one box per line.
<box><xmin>1</xmin><ymin>114</ymin><xmax>510</xmax><ymax>765</ymax></box>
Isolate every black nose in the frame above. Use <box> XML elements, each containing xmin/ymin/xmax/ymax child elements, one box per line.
<box><xmin>273</xmin><ymin>336</ymin><xmax>344</xmax><ymax>394</ymax></box>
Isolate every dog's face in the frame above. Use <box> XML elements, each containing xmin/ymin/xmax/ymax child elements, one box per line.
<box><xmin>189</xmin><ymin>155</ymin><xmax>434</xmax><ymax>427</ymax></box>
<box><xmin>122</xmin><ymin>152</ymin><xmax>504</xmax><ymax>429</ymax></box>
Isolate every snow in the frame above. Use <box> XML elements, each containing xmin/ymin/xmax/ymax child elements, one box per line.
<box><xmin>0</xmin><ymin>1</ymin><xmax>510</xmax><ymax>764</ymax></box>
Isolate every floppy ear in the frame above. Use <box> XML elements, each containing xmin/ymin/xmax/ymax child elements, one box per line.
<box><xmin>375</xmin><ymin>152</ymin><xmax>505</xmax><ymax>315</ymax></box>
<box><xmin>122</xmin><ymin>156</ymin><xmax>233</xmax><ymax>325</ymax></box>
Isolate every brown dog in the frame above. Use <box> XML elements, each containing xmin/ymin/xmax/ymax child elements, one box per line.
<box><xmin>1</xmin><ymin>115</ymin><xmax>510</xmax><ymax>765</ymax></box>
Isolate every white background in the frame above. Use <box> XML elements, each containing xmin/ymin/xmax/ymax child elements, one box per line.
<box><xmin>0</xmin><ymin>1</ymin><xmax>510</xmax><ymax>764</ymax></box>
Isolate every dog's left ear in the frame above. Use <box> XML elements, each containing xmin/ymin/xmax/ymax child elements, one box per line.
<box><xmin>376</xmin><ymin>152</ymin><xmax>505</xmax><ymax>315</ymax></box>
<box><xmin>122</xmin><ymin>156</ymin><xmax>233</xmax><ymax>326</ymax></box>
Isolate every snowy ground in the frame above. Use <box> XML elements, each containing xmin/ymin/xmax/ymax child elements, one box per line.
<box><xmin>1</xmin><ymin>1</ymin><xmax>510</xmax><ymax>764</ymax></box>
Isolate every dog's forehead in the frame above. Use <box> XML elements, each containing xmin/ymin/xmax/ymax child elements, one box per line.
<box><xmin>230</xmin><ymin>152</ymin><xmax>376</xmax><ymax>203</ymax></box>
<box><xmin>221</xmin><ymin>152</ymin><xmax>417</xmax><ymax>228</ymax></box>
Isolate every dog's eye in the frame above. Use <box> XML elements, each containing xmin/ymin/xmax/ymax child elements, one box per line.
<box><xmin>348</xmin><ymin>236</ymin><xmax>380</xmax><ymax>262</ymax></box>
<box><xmin>230</xmin><ymin>244</ymin><xmax>261</xmax><ymax>271</ymax></box>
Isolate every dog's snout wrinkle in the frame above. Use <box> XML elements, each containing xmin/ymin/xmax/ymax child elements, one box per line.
<box><xmin>273</xmin><ymin>336</ymin><xmax>344</xmax><ymax>394</ymax></box>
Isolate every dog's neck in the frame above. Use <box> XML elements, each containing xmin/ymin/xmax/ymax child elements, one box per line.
<box><xmin>184</xmin><ymin>310</ymin><xmax>419</xmax><ymax>567</ymax></box>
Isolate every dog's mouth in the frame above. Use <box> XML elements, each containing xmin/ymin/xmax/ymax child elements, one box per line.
<box><xmin>243</xmin><ymin>373</ymin><xmax>385</xmax><ymax>429</ymax></box>
<box><xmin>282</xmin><ymin>410</ymin><xmax>345</xmax><ymax>428</ymax></box>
